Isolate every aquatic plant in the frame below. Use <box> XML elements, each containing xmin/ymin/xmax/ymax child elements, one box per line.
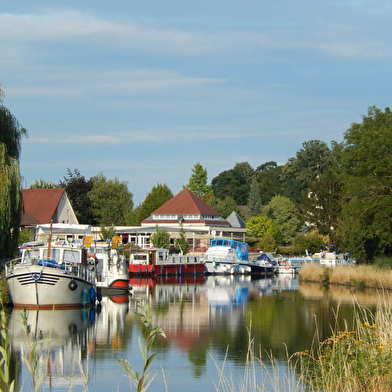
<box><xmin>118</xmin><ymin>302</ymin><xmax>166</xmax><ymax>392</ymax></box>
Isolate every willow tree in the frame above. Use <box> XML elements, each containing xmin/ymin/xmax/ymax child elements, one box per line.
<box><xmin>0</xmin><ymin>86</ymin><xmax>28</xmax><ymax>258</ymax></box>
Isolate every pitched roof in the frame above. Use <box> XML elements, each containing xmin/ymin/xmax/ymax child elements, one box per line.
<box><xmin>152</xmin><ymin>188</ymin><xmax>220</xmax><ymax>216</ymax></box>
<box><xmin>226</xmin><ymin>211</ymin><xmax>246</xmax><ymax>228</ymax></box>
<box><xmin>21</xmin><ymin>188</ymin><xmax>65</xmax><ymax>225</ymax></box>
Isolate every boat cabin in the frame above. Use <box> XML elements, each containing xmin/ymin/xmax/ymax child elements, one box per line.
<box><xmin>209</xmin><ymin>239</ymin><xmax>249</xmax><ymax>261</ymax></box>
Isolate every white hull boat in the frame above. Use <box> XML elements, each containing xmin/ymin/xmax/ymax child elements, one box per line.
<box><xmin>5</xmin><ymin>242</ymin><xmax>97</xmax><ymax>309</ymax></box>
<box><xmin>88</xmin><ymin>237</ymin><xmax>130</xmax><ymax>294</ymax></box>
<box><xmin>314</xmin><ymin>244</ymin><xmax>355</xmax><ymax>267</ymax></box>
<box><xmin>204</xmin><ymin>239</ymin><xmax>251</xmax><ymax>274</ymax></box>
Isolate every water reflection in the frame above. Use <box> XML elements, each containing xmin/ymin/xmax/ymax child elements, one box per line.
<box><xmin>3</xmin><ymin>275</ymin><xmax>384</xmax><ymax>392</ymax></box>
<box><xmin>7</xmin><ymin>307</ymin><xmax>96</xmax><ymax>391</ymax></box>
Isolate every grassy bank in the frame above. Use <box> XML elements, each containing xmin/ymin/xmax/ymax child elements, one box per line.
<box><xmin>299</xmin><ymin>263</ymin><xmax>392</xmax><ymax>290</ymax></box>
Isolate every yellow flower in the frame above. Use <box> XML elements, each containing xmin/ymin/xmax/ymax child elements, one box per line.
<box><xmin>378</xmin><ymin>345</ymin><xmax>386</xmax><ymax>350</ymax></box>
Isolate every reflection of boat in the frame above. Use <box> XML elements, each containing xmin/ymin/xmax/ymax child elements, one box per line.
<box><xmin>204</xmin><ymin>239</ymin><xmax>251</xmax><ymax>274</ymax></box>
<box><xmin>5</xmin><ymin>240</ymin><xmax>97</xmax><ymax>309</ymax></box>
<box><xmin>128</xmin><ymin>248</ymin><xmax>205</xmax><ymax>276</ymax></box>
<box><xmin>205</xmin><ymin>276</ymin><xmax>249</xmax><ymax>308</ymax></box>
<box><xmin>314</xmin><ymin>244</ymin><xmax>355</xmax><ymax>267</ymax></box>
<box><xmin>94</xmin><ymin>295</ymin><xmax>129</xmax><ymax>349</ymax></box>
<box><xmin>88</xmin><ymin>237</ymin><xmax>130</xmax><ymax>294</ymax></box>
<box><xmin>7</xmin><ymin>307</ymin><xmax>96</xmax><ymax>390</ymax></box>
<box><xmin>275</xmin><ymin>274</ymin><xmax>299</xmax><ymax>291</ymax></box>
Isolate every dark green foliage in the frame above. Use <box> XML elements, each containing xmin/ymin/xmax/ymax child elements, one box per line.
<box><xmin>263</xmin><ymin>196</ymin><xmax>301</xmax><ymax>245</ymax></box>
<box><xmin>338</xmin><ymin>107</ymin><xmax>392</xmax><ymax>261</ymax></box>
<box><xmin>294</xmin><ymin>231</ymin><xmax>325</xmax><ymax>254</ymax></box>
<box><xmin>211</xmin><ymin>162</ymin><xmax>254</xmax><ymax>205</ymax></box>
<box><xmin>136</xmin><ymin>183</ymin><xmax>173</xmax><ymax>224</ymax></box>
<box><xmin>207</xmin><ymin>195</ymin><xmax>241</xmax><ymax>219</ymax></box>
<box><xmin>247</xmin><ymin>176</ymin><xmax>263</xmax><ymax>217</ymax></box>
<box><xmin>88</xmin><ymin>173</ymin><xmax>133</xmax><ymax>226</ymax></box>
<box><xmin>59</xmin><ymin>168</ymin><xmax>97</xmax><ymax>224</ymax></box>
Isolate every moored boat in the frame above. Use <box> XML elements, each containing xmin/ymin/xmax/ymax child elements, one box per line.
<box><xmin>204</xmin><ymin>239</ymin><xmax>251</xmax><ymax>274</ymax></box>
<box><xmin>314</xmin><ymin>244</ymin><xmax>355</xmax><ymax>267</ymax></box>
<box><xmin>247</xmin><ymin>252</ymin><xmax>276</xmax><ymax>275</ymax></box>
<box><xmin>128</xmin><ymin>248</ymin><xmax>205</xmax><ymax>276</ymax></box>
<box><xmin>5</xmin><ymin>241</ymin><xmax>97</xmax><ymax>309</ymax></box>
<box><xmin>87</xmin><ymin>236</ymin><xmax>130</xmax><ymax>294</ymax></box>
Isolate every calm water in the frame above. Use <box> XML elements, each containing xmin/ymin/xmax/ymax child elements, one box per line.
<box><xmin>5</xmin><ymin>275</ymin><xmax>377</xmax><ymax>391</ymax></box>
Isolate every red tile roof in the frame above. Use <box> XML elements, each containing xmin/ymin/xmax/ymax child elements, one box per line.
<box><xmin>150</xmin><ymin>188</ymin><xmax>219</xmax><ymax>215</ymax></box>
<box><xmin>142</xmin><ymin>188</ymin><xmax>230</xmax><ymax>226</ymax></box>
<box><xmin>21</xmin><ymin>188</ymin><xmax>65</xmax><ymax>225</ymax></box>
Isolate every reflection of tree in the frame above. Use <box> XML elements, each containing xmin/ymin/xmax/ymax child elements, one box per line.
<box><xmin>188</xmin><ymin>342</ymin><xmax>208</xmax><ymax>378</ymax></box>
<box><xmin>246</xmin><ymin>292</ymin><xmax>358</xmax><ymax>359</ymax></box>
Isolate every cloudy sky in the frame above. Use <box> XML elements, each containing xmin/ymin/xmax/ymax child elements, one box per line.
<box><xmin>1</xmin><ymin>1</ymin><xmax>391</xmax><ymax>204</ymax></box>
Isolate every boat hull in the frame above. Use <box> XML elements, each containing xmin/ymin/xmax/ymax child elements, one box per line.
<box><xmin>204</xmin><ymin>261</ymin><xmax>251</xmax><ymax>274</ymax></box>
<box><xmin>6</xmin><ymin>265</ymin><xmax>95</xmax><ymax>309</ymax></box>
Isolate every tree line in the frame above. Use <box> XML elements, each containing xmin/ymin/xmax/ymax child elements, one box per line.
<box><xmin>1</xmin><ymin>81</ymin><xmax>391</xmax><ymax>262</ymax></box>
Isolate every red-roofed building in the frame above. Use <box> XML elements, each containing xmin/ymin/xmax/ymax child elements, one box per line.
<box><xmin>21</xmin><ymin>188</ymin><xmax>79</xmax><ymax>227</ymax></box>
<box><xmin>141</xmin><ymin>188</ymin><xmax>230</xmax><ymax>227</ymax></box>
<box><xmin>116</xmin><ymin>188</ymin><xmax>248</xmax><ymax>250</ymax></box>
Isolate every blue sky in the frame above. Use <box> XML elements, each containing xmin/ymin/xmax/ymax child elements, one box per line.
<box><xmin>1</xmin><ymin>1</ymin><xmax>391</xmax><ymax>205</ymax></box>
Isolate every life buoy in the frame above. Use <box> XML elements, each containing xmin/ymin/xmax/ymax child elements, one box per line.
<box><xmin>285</xmin><ymin>264</ymin><xmax>290</xmax><ymax>271</ymax></box>
<box><xmin>87</xmin><ymin>253</ymin><xmax>98</xmax><ymax>268</ymax></box>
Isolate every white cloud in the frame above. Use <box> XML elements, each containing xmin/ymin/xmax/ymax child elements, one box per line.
<box><xmin>0</xmin><ymin>12</ymin><xmax>214</xmax><ymax>54</ymax></box>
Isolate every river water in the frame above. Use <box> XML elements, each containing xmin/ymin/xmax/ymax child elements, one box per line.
<box><xmin>5</xmin><ymin>274</ymin><xmax>379</xmax><ymax>391</ymax></box>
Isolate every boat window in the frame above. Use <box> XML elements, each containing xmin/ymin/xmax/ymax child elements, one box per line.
<box><xmin>24</xmin><ymin>249</ymin><xmax>40</xmax><ymax>263</ymax></box>
<box><xmin>216</xmin><ymin>240</ymin><xmax>223</xmax><ymax>245</ymax></box>
<box><xmin>63</xmin><ymin>250</ymin><xmax>80</xmax><ymax>264</ymax></box>
<box><xmin>223</xmin><ymin>240</ymin><xmax>230</xmax><ymax>246</ymax></box>
<box><xmin>134</xmin><ymin>255</ymin><xmax>147</xmax><ymax>261</ymax></box>
<box><xmin>49</xmin><ymin>248</ymin><xmax>61</xmax><ymax>262</ymax></box>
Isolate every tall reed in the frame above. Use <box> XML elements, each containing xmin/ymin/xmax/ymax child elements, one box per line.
<box><xmin>294</xmin><ymin>294</ymin><xmax>392</xmax><ymax>391</ymax></box>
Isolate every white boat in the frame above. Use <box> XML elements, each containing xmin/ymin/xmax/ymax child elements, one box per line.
<box><xmin>204</xmin><ymin>239</ymin><xmax>251</xmax><ymax>274</ymax></box>
<box><xmin>247</xmin><ymin>252</ymin><xmax>276</xmax><ymax>275</ymax></box>
<box><xmin>274</xmin><ymin>251</ymin><xmax>319</xmax><ymax>274</ymax></box>
<box><xmin>313</xmin><ymin>244</ymin><xmax>355</xmax><ymax>267</ymax></box>
<box><xmin>87</xmin><ymin>236</ymin><xmax>130</xmax><ymax>294</ymax></box>
<box><xmin>5</xmin><ymin>241</ymin><xmax>97</xmax><ymax>309</ymax></box>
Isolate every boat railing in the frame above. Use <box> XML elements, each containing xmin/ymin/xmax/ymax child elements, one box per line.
<box><xmin>205</xmin><ymin>255</ymin><xmax>237</xmax><ymax>263</ymax></box>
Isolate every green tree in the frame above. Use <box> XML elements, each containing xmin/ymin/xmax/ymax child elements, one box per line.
<box><xmin>282</xmin><ymin>140</ymin><xmax>334</xmax><ymax>188</ymax></box>
<box><xmin>101</xmin><ymin>224</ymin><xmax>116</xmax><ymax>240</ymax></box>
<box><xmin>29</xmin><ymin>179</ymin><xmax>58</xmax><ymax>189</ymax></box>
<box><xmin>207</xmin><ymin>195</ymin><xmax>241</xmax><ymax>219</ymax></box>
<box><xmin>59</xmin><ymin>168</ymin><xmax>97</xmax><ymax>224</ymax></box>
<box><xmin>263</xmin><ymin>195</ymin><xmax>301</xmax><ymax>245</ymax></box>
<box><xmin>136</xmin><ymin>183</ymin><xmax>173</xmax><ymax>224</ymax></box>
<box><xmin>174</xmin><ymin>224</ymin><xmax>189</xmax><ymax>254</ymax></box>
<box><xmin>339</xmin><ymin>106</ymin><xmax>392</xmax><ymax>261</ymax></box>
<box><xmin>246</xmin><ymin>215</ymin><xmax>280</xmax><ymax>241</ymax></box>
<box><xmin>88</xmin><ymin>173</ymin><xmax>133</xmax><ymax>225</ymax></box>
<box><xmin>150</xmin><ymin>226</ymin><xmax>170</xmax><ymax>249</ymax></box>
<box><xmin>186</xmin><ymin>163</ymin><xmax>213</xmax><ymax>200</ymax></box>
<box><xmin>247</xmin><ymin>176</ymin><xmax>263</xmax><ymax>217</ymax></box>
<box><xmin>0</xmin><ymin>87</ymin><xmax>28</xmax><ymax>258</ymax></box>
<box><xmin>211</xmin><ymin>162</ymin><xmax>254</xmax><ymax>205</ymax></box>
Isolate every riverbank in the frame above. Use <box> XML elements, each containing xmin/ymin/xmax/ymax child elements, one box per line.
<box><xmin>299</xmin><ymin>263</ymin><xmax>392</xmax><ymax>290</ymax></box>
